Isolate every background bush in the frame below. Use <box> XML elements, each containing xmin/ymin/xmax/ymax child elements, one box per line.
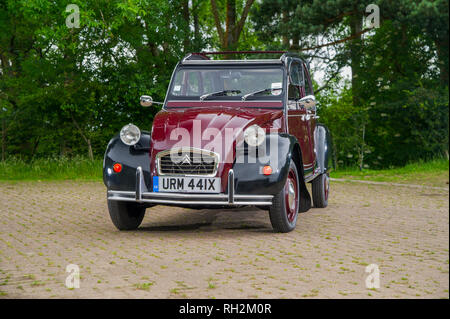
<box><xmin>0</xmin><ymin>0</ymin><xmax>448</xmax><ymax>169</ymax></box>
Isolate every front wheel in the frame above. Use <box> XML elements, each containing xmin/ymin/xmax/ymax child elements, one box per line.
<box><xmin>312</xmin><ymin>173</ymin><xmax>330</xmax><ymax>208</ymax></box>
<box><xmin>269</xmin><ymin>161</ymin><xmax>300</xmax><ymax>233</ymax></box>
<box><xmin>107</xmin><ymin>200</ymin><xmax>146</xmax><ymax>230</ymax></box>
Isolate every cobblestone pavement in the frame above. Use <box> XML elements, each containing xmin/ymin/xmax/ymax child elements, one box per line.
<box><xmin>0</xmin><ymin>181</ymin><xmax>448</xmax><ymax>298</ymax></box>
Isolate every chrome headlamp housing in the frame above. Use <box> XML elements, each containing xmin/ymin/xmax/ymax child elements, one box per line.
<box><xmin>244</xmin><ymin>124</ymin><xmax>266</xmax><ymax>147</ymax></box>
<box><xmin>120</xmin><ymin>123</ymin><xmax>141</xmax><ymax>146</ymax></box>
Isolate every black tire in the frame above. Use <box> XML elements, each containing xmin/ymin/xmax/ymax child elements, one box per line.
<box><xmin>312</xmin><ymin>173</ymin><xmax>330</xmax><ymax>208</ymax></box>
<box><xmin>107</xmin><ymin>200</ymin><xmax>146</xmax><ymax>230</ymax></box>
<box><xmin>269</xmin><ymin>161</ymin><xmax>300</xmax><ymax>233</ymax></box>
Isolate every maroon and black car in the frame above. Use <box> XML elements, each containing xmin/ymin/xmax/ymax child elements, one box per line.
<box><xmin>103</xmin><ymin>52</ymin><xmax>332</xmax><ymax>233</ymax></box>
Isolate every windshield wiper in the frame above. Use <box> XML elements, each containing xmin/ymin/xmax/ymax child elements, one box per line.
<box><xmin>241</xmin><ymin>88</ymin><xmax>278</xmax><ymax>101</ymax></box>
<box><xmin>200</xmin><ymin>90</ymin><xmax>241</xmax><ymax>101</ymax></box>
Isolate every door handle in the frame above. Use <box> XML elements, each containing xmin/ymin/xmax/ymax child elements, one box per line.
<box><xmin>301</xmin><ymin>113</ymin><xmax>319</xmax><ymax>121</ymax></box>
<box><xmin>306</xmin><ymin>108</ymin><xmax>319</xmax><ymax>120</ymax></box>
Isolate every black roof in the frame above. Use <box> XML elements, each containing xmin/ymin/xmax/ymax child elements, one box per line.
<box><xmin>181</xmin><ymin>51</ymin><xmax>304</xmax><ymax>67</ymax></box>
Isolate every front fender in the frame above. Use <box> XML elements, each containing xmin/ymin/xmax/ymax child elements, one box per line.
<box><xmin>103</xmin><ymin>132</ymin><xmax>151</xmax><ymax>191</ymax></box>
<box><xmin>232</xmin><ymin>133</ymin><xmax>299</xmax><ymax>196</ymax></box>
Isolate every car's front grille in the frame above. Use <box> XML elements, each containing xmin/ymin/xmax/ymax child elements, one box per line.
<box><xmin>157</xmin><ymin>148</ymin><xmax>219</xmax><ymax>176</ymax></box>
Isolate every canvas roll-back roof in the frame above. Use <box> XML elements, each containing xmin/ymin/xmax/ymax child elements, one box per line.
<box><xmin>181</xmin><ymin>59</ymin><xmax>283</xmax><ymax>65</ymax></box>
<box><xmin>180</xmin><ymin>51</ymin><xmax>302</xmax><ymax>66</ymax></box>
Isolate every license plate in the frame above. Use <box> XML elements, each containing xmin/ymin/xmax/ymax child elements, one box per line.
<box><xmin>153</xmin><ymin>176</ymin><xmax>221</xmax><ymax>193</ymax></box>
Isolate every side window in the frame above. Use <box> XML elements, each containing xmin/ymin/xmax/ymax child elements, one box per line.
<box><xmin>290</xmin><ymin>62</ymin><xmax>300</xmax><ymax>85</ymax></box>
<box><xmin>288</xmin><ymin>61</ymin><xmax>301</xmax><ymax>100</ymax></box>
<box><xmin>288</xmin><ymin>83</ymin><xmax>300</xmax><ymax>100</ymax></box>
<box><xmin>303</xmin><ymin>65</ymin><xmax>313</xmax><ymax>96</ymax></box>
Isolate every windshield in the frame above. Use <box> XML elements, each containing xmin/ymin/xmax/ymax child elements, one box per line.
<box><xmin>168</xmin><ymin>66</ymin><xmax>284</xmax><ymax>100</ymax></box>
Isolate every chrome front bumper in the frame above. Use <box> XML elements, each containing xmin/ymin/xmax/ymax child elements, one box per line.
<box><xmin>107</xmin><ymin>167</ymin><xmax>273</xmax><ymax>206</ymax></box>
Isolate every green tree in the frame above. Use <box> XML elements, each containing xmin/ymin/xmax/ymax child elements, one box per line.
<box><xmin>209</xmin><ymin>0</ymin><xmax>256</xmax><ymax>52</ymax></box>
<box><xmin>0</xmin><ymin>0</ymin><xmax>191</xmax><ymax>160</ymax></box>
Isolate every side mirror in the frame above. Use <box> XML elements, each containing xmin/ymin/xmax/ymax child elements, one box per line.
<box><xmin>298</xmin><ymin>95</ymin><xmax>316</xmax><ymax>110</ymax></box>
<box><xmin>140</xmin><ymin>95</ymin><xmax>153</xmax><ymax>107</ymax></box>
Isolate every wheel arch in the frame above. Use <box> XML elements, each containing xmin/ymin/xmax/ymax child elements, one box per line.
<box><xmin>291</xmin><ymin>143</ymin><xmax>303</xmax><ymax>177</ymax></box>
<box><xmin>103</xmin><ymin>131</ymin><xmax>152</xmax><ymax>191</ymax></box>
<box><xmin>314</xmin><ymin>123</ymin><xmax>333</xmax><ymax>174</ymax></box>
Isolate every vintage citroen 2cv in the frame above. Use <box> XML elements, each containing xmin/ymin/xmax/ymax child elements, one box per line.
<box><xmin>103</xmin><ymin>51</ymin><xmax>332</xmax><ymax>233</ymax></box>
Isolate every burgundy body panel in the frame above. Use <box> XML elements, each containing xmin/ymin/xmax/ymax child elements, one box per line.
<box><xmin>149</xmin><ymin>102</ymin><xmax>285</xmax><ymax>192</ymax></box>
<box><xmin>166</xmin><ymin>101</ymin><xmax>283</xmax><ymax>108</ymax></box>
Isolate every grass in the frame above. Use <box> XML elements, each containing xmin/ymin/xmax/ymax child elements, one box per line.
<box><xmin>0</xmin><ymin>156</ymin><xmax>102</xmax><ymax>181</ymax></box>
<box><xmin>134</xmin><ymin>282</ymin><xmax>154</xmax><ymax>291</ymax></box>
<box><xmin>330</xmin><ymin>158</ymin><xmax>449</xmax><ymax>187</ymax></box>
<box><xmin>0</xmin><ymin>156</ymin><xmax>447</xmax><ymax>187</ymax></box>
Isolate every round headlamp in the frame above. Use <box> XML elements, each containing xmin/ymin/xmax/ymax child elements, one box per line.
<box><xmin>120</xmin><ymin>123</ymin><xmax>141</xmax><ymax>146</ymax></box>
<box><xmin>244</xmin><ymin>124</ymin><xmax>266</xmax><ymax>147</ymax></box>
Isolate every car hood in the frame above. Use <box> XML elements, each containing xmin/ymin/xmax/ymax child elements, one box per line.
<box><xmin>149</xmin><ymin>104</ymin><xmax>284</xmax><ymax>183</ymax></box>
<box><xmin>150</xmin><ymin>105</ymin><xmax>283</xmax><ymax>152</ymax></box>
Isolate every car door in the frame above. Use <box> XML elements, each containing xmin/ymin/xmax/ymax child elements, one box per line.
<box><xmin>300</xmin><ymin>63</ymin><xmax>317</xmax><ymax>172</ymax></box>
<box><xmin>287</xmin><ymin>59</ymin><xmax>314</xmax><ymax>172</ymax></box>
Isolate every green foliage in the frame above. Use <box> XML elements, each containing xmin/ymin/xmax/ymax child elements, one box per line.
<box><xmin>0</xmin><ymin>0</ymin><xmax>190</xmax><ymax>160</ymax></box>
<box><xmin>317</xmin><ymin>84</ymin><xmax>371</xmax><ymax>168</ymax></box>
<box><xmin>0</xmin><ymin>0</ymin><xmax>448</xmax><ymax>171</ymax></box>
<box><xmin>0</xmin><ymin>156</ymin><xmax>102</xmax><ymax>180</ymax></box>
<box><xmin>331</xmin><ymin>158</ymin><xmax>449</xmax><ymax>187</ymax></box>
<box><xmin>317</xmin><ymin>16</ymin><xmax>449</xmax><ymax>168</ymax></box>
<box><xmin>358</xmin><ymin>19</ymin><xmax>449</xmax><ymax>167</ymax></box>
<box><xmin>253</xmin><ymin>0</ymin><xmax>449</xmax><ymax>168</ymax></box>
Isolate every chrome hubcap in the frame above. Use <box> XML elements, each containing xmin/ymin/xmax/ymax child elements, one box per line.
<box><xmin>287</xmin><ymin>180</ymin><xmax>295</xmax><ymax>208</ymax></box>
<box><xmin>285</xmin><ymin>167</ymin><xmax>298</xmax><ymax>223</ymax></box>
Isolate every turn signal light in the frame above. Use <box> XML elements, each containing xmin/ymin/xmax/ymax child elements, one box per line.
<box><xmin>263</xmin><ymin>165</ymin><xmax>272</xmax><ymax>175</ymax></box>
<box><xmin>113</xmin><ymin>163</ymin><xmax>122</xmax><ymax>173</ymax></box>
